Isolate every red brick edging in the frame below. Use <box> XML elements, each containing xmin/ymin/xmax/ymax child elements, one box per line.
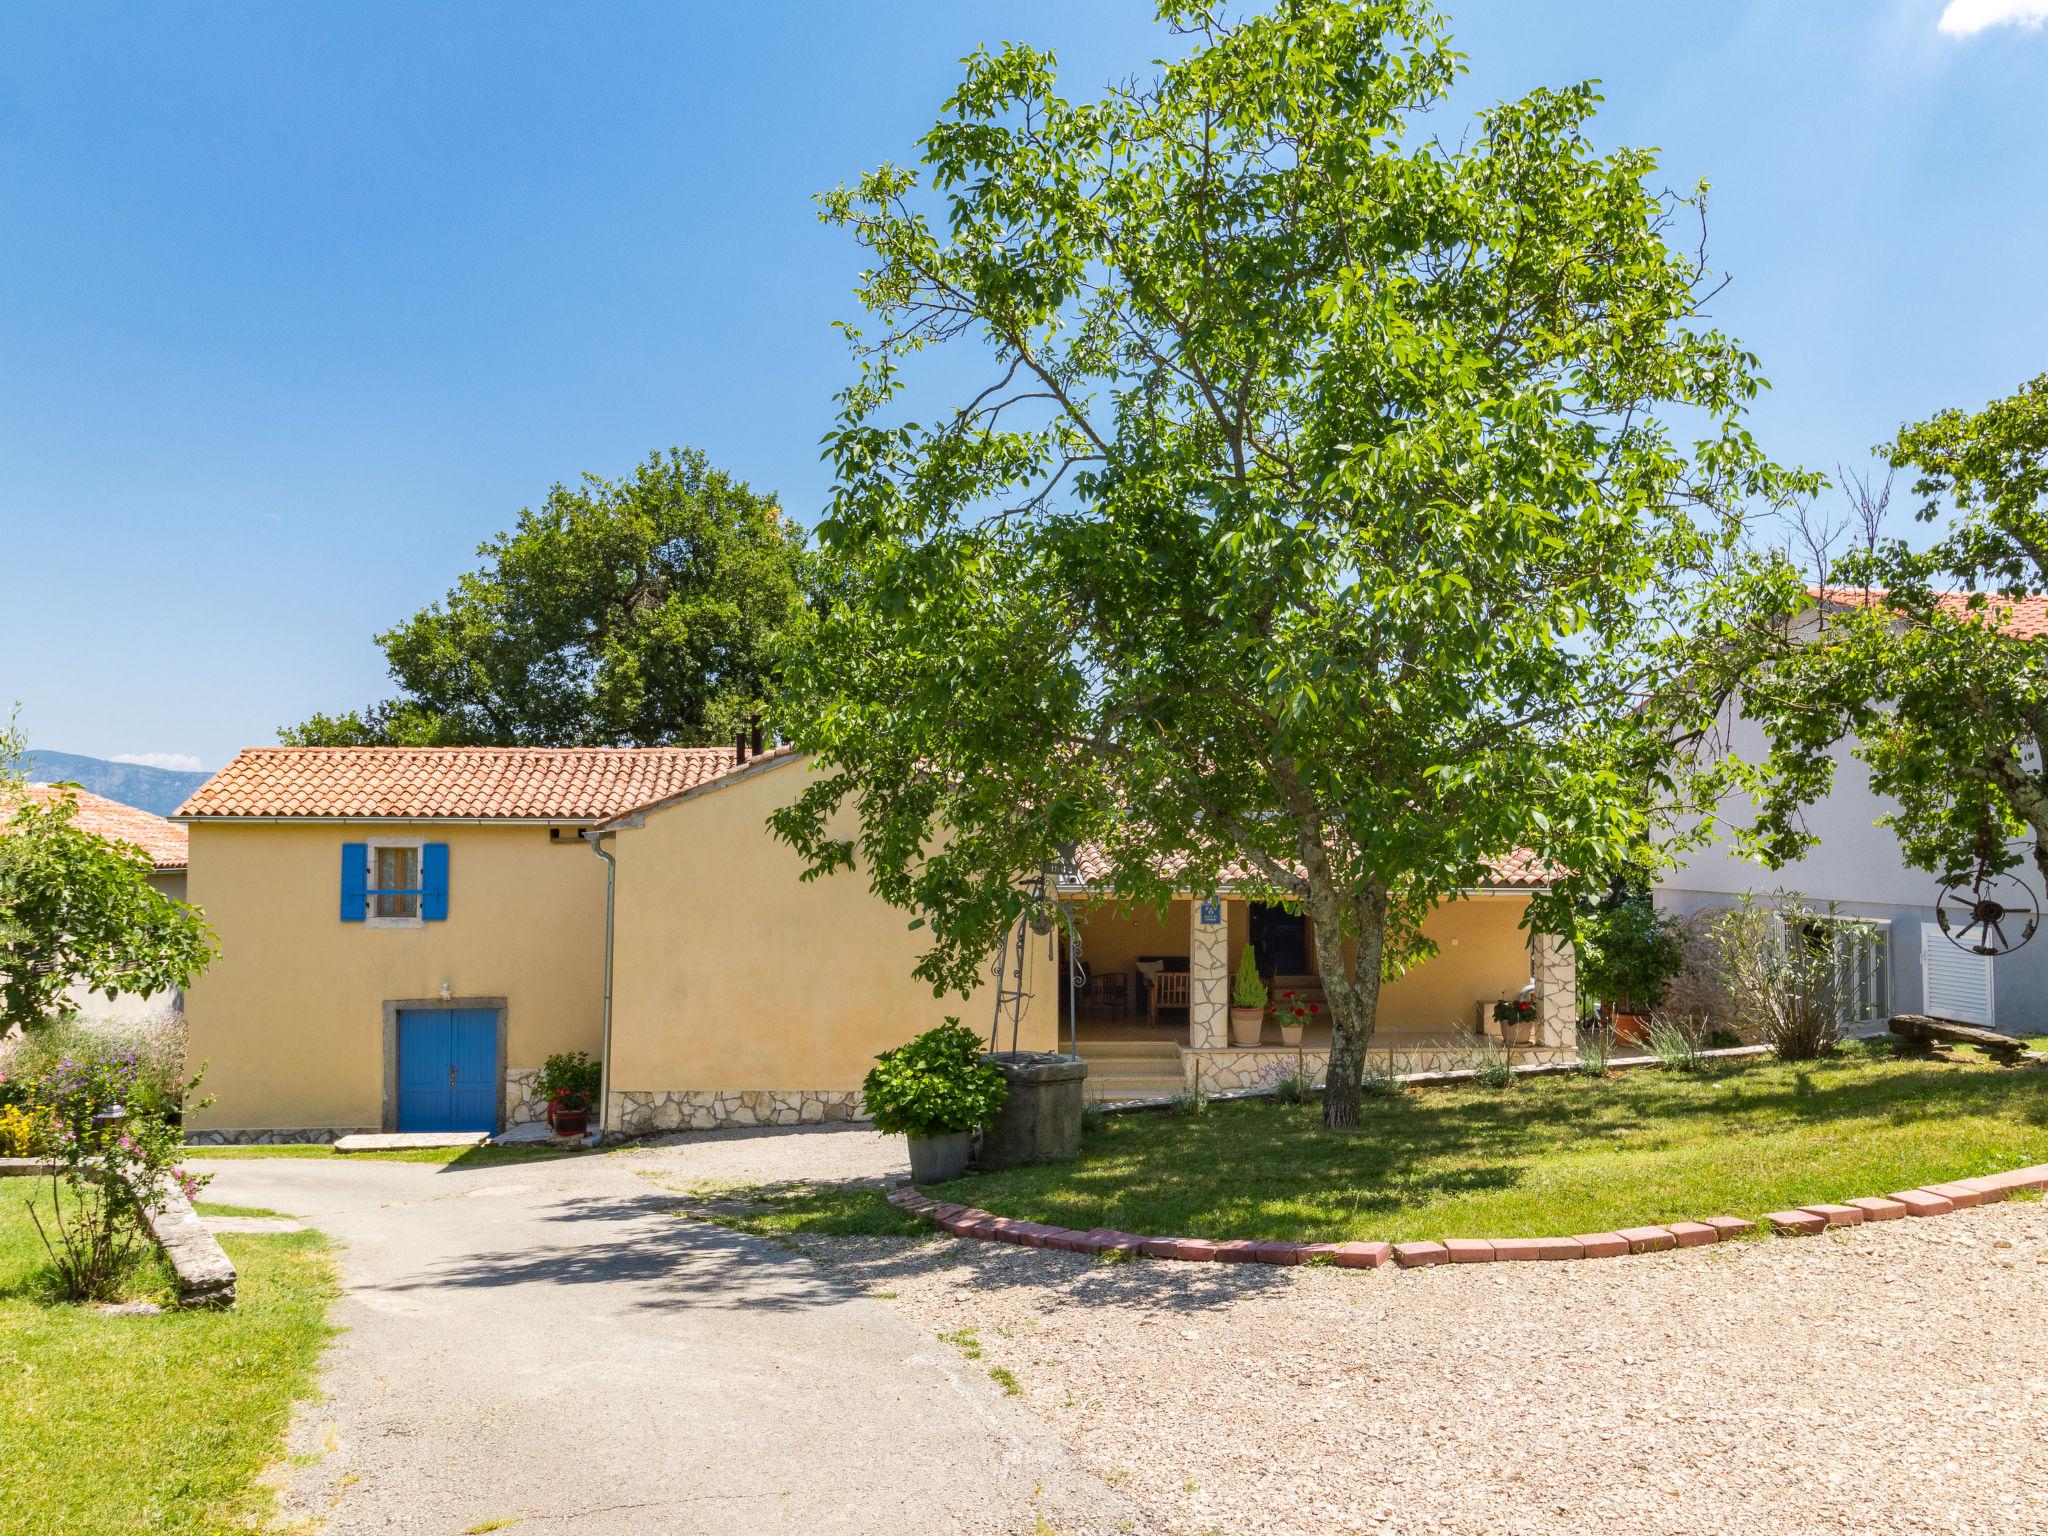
<box><xmin>888</xmin><ymin>1161</ymin><xmax>2048</xmax><ymax>1269</ymax></box>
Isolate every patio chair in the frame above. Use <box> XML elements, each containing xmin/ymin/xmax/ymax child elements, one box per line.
<box><xmin>1148</xmin><ymin>969</ymin><xmax>1190</xmax><ymax>1028</ymax></box>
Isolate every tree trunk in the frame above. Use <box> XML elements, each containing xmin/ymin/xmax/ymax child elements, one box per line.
<box><xmin>1315</xmin><ymin>883</ymin><xmax>1389</xmax><ymax>1130</ymax></box>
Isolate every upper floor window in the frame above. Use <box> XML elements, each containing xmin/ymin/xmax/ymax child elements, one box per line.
<box><xmin>341</xmin><ymin>839</ymin><xmax>449</xmax><ymax>925</ymax></box>
<box><xmin>371</xmin><ymin>842</ymin><xmax>423</xmax><ymax>923</ymax></box>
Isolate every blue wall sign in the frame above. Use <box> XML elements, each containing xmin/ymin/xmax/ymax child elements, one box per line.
<box><xmin>1198</xmin><ymin>898</ymin><xmax>1222</xmax><ymax>926</ymax></box>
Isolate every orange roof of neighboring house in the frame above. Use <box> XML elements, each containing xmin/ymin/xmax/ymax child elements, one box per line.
<box><xmin>1063</xmin><ymin>841</ymin><xmax>1555</xmax><ymax>892</ymax></box>
<box><xmin>1807</xmin><ymin>585</ymin><xmax>2048</xmax><ymax>639</ymax></box>
<box><xmin>175</xmin><ymin>745</ymin><xmax>757</xmax><ymax>823</ymax></box>
<box><xmin>16</xmin><ymin>783</ymin><xmax>189</xmax><ymax>869</ymax></box>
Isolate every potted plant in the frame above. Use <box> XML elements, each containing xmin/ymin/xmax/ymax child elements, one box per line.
<box><xmin>1491</xmin><ymin>995</ymin><xmax>1538</xmax><ymax>1046</ymax></box>
<box><xmin>535</xmin><ymin>1050</ymin><xmax>601</xmax><ymax>1138</ymax></box>
<box><xmin>863</xmin><ymin>1019</ymin><xmax>1008</xmax><ymax>1183</ymax></box>
<box><xmin>1230</xmin><ymin>944</ymin><xmax>1268</xmax><ymax>1046</ymax></box>
<box><xmin>1277</xmin><ymin>990</ymin><xmax>1318</xmax><ymax>1048</ymax></box>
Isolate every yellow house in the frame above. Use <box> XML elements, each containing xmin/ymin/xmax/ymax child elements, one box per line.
<box><xmin>176</xmin><ymin>745</ymin><xmax>1052</xmax><ymax>1142</ymax></box>
<box><xmin>175</xmin><ymin>744</ymin><xmax>1569</xmax><ymax>1141</ymax></box>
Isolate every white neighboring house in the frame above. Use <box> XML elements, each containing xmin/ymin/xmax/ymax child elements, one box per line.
<box><xmin>1657</xmin><ymin>591</ymin><xmax>2048</xmax><ymax>1037</ymax></box>
<box><xmin>19</xmin><ymin>782</ymin><xmax>192</xmax><ymax>1022</ymax></box>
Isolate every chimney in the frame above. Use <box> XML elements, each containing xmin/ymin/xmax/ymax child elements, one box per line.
<box><xmin>734</xmin><ymin>729</ymin><xmax>747</xmax><ymax>765</ymax></box>
<box><xmin>749</xmin><ymin>713</ymin><xmax>765</xmax><ymax>757</ymax></box>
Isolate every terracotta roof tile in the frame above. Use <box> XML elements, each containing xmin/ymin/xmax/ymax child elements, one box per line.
<box><xmin>1808</xmin><ymin>585</ymin><xmax>2048</xmax><ymax>639</ymax></box>
<box><xmin>15</xmin><ymin>783</ymin><xmax>189</xmax><ymax>869</ymax></box>
<box><xmin>176</xmin><ymin>746</ymin><xmax>751</xmax><ymax>823</ymax></box>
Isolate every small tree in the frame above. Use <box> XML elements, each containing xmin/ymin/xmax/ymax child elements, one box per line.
<box><xmin>0</xmin><ymin>777</ymin><xmax>216</xmax><ymax>1036</ymax></box>
<box><xmin>1739</xmin><ymin>375</ymin><xmax>2048</xmax><ymax>896</ymax></box>
<box><xmin>1232</xmin><ymin>945</ymin><xmax>1268</xmax><ymax>1013</ymax></box>
<box><xmin>1573</xmin><ymin>887</ymin><xmax>1684</xmax><ymax>1014</ymax></box>
<box><xmin>774</xmin><ymin>0</ymin><xmax>1810</xmax><ymax>1128</ymax></box>
<box><xmin>284</xmin><ymin>448</ymin><xmax>809</xmax><ymax>748</ymax></box>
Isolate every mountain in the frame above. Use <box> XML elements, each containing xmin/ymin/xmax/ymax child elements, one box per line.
<box><xmin>18</xmin><ymin>750</ymin><xmax>212</xmax><ymax>817</ymax></box>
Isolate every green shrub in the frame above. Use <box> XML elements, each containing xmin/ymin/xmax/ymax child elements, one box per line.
<box><xmin>862</xmin><ymin>1020</ymin><xmax>1007</xmax><ymax>1139</ymax></box>
<box><xmin>1646</xmin><ymin>1013</ymin><xmax>1711</xmax><ymax>1073</ymax></box>
<box><xmin>1573</xmin><ymin>892</ymin><xmax>1683</xmax><ymax>1013</ymax></box>
<box><xmin>534</xmin><ymin>1050</ymin><xmax>601</xmax><ymax>1109</ymax></box>
<box><xmin>1232</xmin><ymin>944</ymin><xmax>1267</xmax><ymax>1011</ymax></box>
<box><xmin>1576</xmin><ymin>1021</ymin><xmax>1614</xmax><ymax>1078</ymax></box>
<box><xmin>1358</xmin><ymin>1058</ymin><xmax>1400</xmax><ymax>1098</ymax></box>
<box><xmin>1470</xmin><ymin>1039</ymin><xmax>1514</xmax><ymax>1089</ymax></box>
<box><xmin>1705</xmin><ymin>1027</ymin><xmax>1743</xmax><ymax>1051</ymax></box>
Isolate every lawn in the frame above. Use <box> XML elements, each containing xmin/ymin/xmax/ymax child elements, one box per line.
<box><xmin>711</xmin><ymin>1041</ymin><xmax>2048</xmax><ymax>1244</ymax></box>
<box><xmin>0</xmin><ymin>1184</ymin><xmax>337</xmax><ymax>1536</ymax></box>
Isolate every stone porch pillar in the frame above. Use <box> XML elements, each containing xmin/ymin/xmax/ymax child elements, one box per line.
<box><xmin>1530</xmin><ymin>931</ymin><xmax>1577</xmax><ymax>1048</ymax></box>
<box><xmin>1189</xmin><ymin>894</ymin><xmax>1230</xmax><ymax>1049</ymax></box>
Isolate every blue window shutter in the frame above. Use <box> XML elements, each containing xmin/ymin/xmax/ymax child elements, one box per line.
<box><xmin>340</xmin><ymin>843</ymin><xmax>368</xmax><ymax>922</ymax></box>
<box><xmin>422</xmin><ymin>842</ymin><xmax>450</xmax><ymax>922</ymax></box>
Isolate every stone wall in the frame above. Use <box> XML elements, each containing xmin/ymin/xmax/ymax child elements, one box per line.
<box><xmin>505</xmin><ymin>1067</ymin><xmax>546</xmax><ymax>1126</ymax></box>
<box><xmin>138</xmin><ymin>1177</ymin><xmax>237</xmax><ymax>1307</ymax></box>
<box><xmin>1184</xmin><ymin>1041</ymin><xmax>1578</xmax><ymax>1096</ymax></box>
<box><xmin>607</xmin><ymin>1087</ymin><xmax>866</xmax><ymax>1135</ymax></box>
<box><xmin>183</xmin><ymin>1126</ymin><xmax>364</xmax><ymax>1145</ymax></box>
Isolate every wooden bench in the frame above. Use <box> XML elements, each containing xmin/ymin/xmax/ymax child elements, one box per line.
<box><xmin>1889</xmin><ymin>1013</ymin><xmax>2035</xmax><ymax>1065</ymax></box>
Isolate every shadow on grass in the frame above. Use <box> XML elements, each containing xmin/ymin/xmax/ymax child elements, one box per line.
<box><xmin>917</xmin><ymin>1047</ymin><xmax>2048</xmax><ymax>1240</ymax></box>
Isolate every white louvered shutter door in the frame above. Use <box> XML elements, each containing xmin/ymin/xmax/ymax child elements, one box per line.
<box><xmin>1922</xmin><ymin>923</ymin><xmax>1995</xmax><ymax>1026</ymax></box>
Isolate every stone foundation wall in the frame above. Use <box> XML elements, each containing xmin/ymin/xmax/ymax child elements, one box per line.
<box><xmin>183</xmin><ymin>1126</ymin><xmax>366</xmax><ymax>1146</ymax></box>
<box><xmin>607</xmin><ymin>1088</ymin><xmax>866</xmax><ymax>1136</ymax></box>
<box><xmin>1185</xmin><ymin>1041</ymin><xmax>1577</xmax><ymax>1096</ymax></box>
<box><xmin>505</xmin><ymin>1067</ymin><xmax>546</xmax><ymax>1126</ymax></box>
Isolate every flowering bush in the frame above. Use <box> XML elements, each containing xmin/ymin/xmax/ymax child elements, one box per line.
<box><xmin>534</xmin><ymin>1050</ymin><xmax>601</xmax><ymax>1111</ymax></box>
<box><xmin>20</xmin><ymin>1051</ymin><xmax>209</xmax><ymax>1301</ymax></box>
<box><xmin>0</xmin><ymin>1013</ymin><xmax>197</xmax><ymax>1120</ymax></box>
<box><xmin>0</xmin><ymin>1101</ymin><xmax>51</xmax><ymax>1155</ymax></box>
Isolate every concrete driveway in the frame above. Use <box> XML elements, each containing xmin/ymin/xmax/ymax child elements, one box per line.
<box><xmin>192</xmin><ymin>1131</ymin><xmax>1134</xmax><ymax>1536</ymax></box>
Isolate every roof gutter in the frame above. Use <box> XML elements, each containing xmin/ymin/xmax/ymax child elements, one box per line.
<box><xmin>170</xmin><ymin>815</ymin><xmax>612</xmax><ymax>827</ymax></box>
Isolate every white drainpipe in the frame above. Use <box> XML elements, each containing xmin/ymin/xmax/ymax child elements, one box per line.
<box><xmin>581</xmin><ymin>828</ymin><xmax>619</xmax><ymax>1136</ymax></box>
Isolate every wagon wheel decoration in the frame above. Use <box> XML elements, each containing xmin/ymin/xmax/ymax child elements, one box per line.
<box><xmin>1936</xmin><ymin>869</ymin><xmax>2041</xmax><ymax>957</ymax></box>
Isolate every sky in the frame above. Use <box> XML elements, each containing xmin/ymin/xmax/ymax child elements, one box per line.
<box><xmin>3</xmin><ymin>0</ymin><xmax>2046</xmax><ymax>772</ymax></box>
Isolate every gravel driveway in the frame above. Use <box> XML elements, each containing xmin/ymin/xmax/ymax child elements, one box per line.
<box><xmin>198</xmin><ymin>1125</ymin><xmax>2048</xmax><ymax>1534</ymax></box>
<box><xmin>189</xmin><ymin>1131</ymin><xmax>1134</xmax><ymax>1536</ymax></box>
<box><xmin>780</xmin><ymin>1194</ymin><xmax>2048</xmax><ymax>1535</ymax></box>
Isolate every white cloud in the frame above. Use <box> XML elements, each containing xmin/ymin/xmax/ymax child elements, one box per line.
<box><xmin>111</xmin><ymin>752</ymin><xmax>205</xmax><ymax>772</ymax></box>
<box><xmin>1939</xmin><ymin>0</ymin><xmax>2048</xmax><ymax>36</ymax></box>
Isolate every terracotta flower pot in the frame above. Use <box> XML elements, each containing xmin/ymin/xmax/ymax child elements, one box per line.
<box><xmin>1279</xmin><ymin>1023</ymin><xmax>1304</xmax><ymax>1048</ymax></box>
<box><xmin>548</xmin><ymin>1103</ymin><xmax>589</xmax><ymax>1138</ymax></box>
<box><xmin>1229</xmin><ymin>1006</ymin><xmax>1266</xmax><ymax>1046</ymax></box>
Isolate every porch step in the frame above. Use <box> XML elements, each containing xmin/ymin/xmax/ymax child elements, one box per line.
<box><xmin>1074</xmin><ymin>1036</ymin><xmax>1183</xmax><ymax>1060</ymax></box>
<box><xmin>1076</xmin><ymin>1035</ymin><xmax>1183</xmax><ymax>1101</ymax></box>
<box><xmin>1084</xmin><ymin>1075</ymin><xmax>1185</xmax><ymax>1102</ymax></box>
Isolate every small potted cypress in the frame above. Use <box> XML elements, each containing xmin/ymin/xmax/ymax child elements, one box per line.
<box><xmin>863</xmin><ymin>1020</ymin><xmax>1008</xmax><ymax>1183</ymax></box>
<box><xmin>1229</xmin><ymin>945</ymin><xmax>1268</xmax><ymax>1046</ymax></box>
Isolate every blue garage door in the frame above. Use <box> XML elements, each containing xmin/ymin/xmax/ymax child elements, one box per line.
<box><xmin>397</xmin><ymin>1009</ymin><xmax>498</xmax><ymax>1132</ymax></box>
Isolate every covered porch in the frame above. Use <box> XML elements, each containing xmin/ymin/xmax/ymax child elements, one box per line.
<box><xmin>1057</xmin><ymin>889</ymin><xmax>1576</xmax><ymax>1100</ymax></box>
